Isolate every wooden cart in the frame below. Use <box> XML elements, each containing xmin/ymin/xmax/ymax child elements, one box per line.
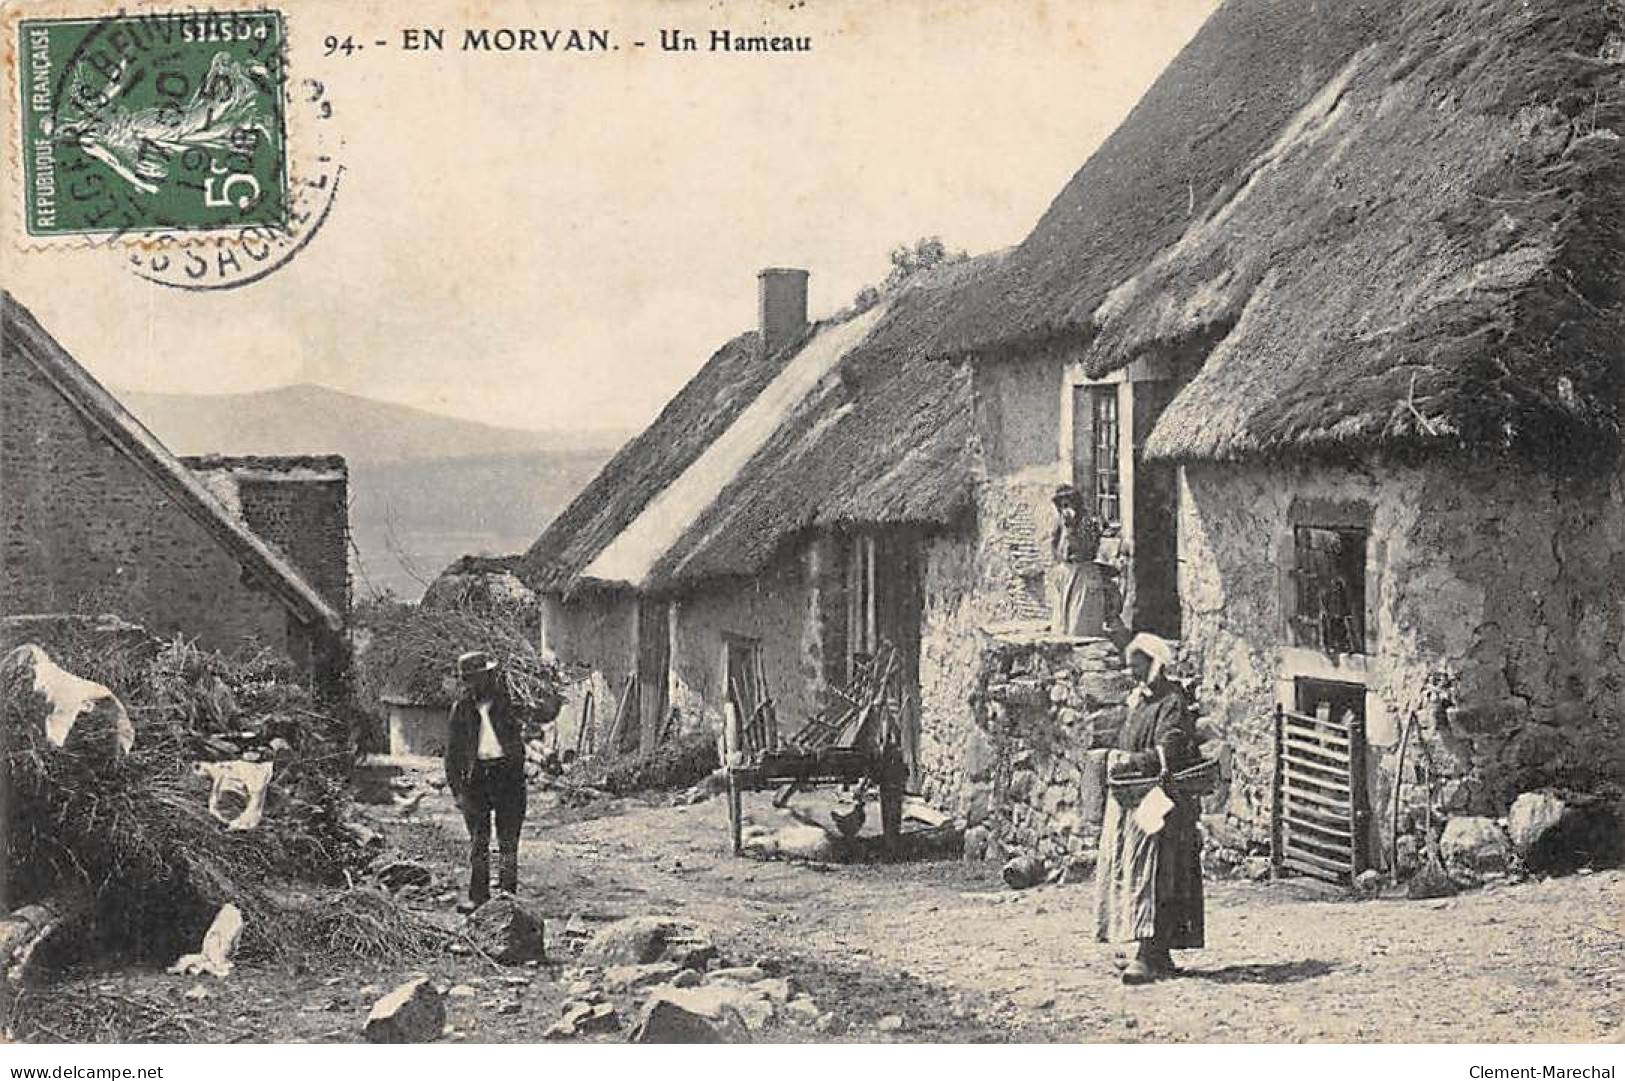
<box><xmin>720</xmin><ymin>642</ymin><xmax>913</xmax><ymax>858</ymax></box>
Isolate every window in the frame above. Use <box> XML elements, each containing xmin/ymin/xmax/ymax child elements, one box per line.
<box><xmin>1091</xmin><ymin>387</ymin><xmax>1120</xmax><ymax>526</ymax></box>
<box><xmin>1290</xmin><ymin>526</ymin><xmax>1366</xmax><ymax>654</ymax></box>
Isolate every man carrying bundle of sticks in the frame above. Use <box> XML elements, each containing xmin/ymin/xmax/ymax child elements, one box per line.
<box><xmin>445</xmin><ymin>650</ymin><xmax>528</xmax><ymax>913</ymax></box>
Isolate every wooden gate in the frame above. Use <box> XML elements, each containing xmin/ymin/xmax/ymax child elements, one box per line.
<box><xmin>1271</xmin><ymin>698</ymin><xmax>1369</xmax><ymax>885</ymax></box>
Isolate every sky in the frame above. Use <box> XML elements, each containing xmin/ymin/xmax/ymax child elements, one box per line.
<box><xmin>9</xmin><ymin>0</ymin><xmax>1217</xmax><ymax>433</ymax></box>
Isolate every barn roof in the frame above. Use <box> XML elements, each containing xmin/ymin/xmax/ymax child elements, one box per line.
<box><xmin>2</xmin><ymin>293</ymin><xmax>345</xmax><ymax>635</ymax></box>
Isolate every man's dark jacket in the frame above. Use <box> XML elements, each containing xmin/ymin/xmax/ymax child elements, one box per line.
<box><xmin>444</xmin><ymin>690</ymin><xmax>526</xmax><ymax>804</ymax></box>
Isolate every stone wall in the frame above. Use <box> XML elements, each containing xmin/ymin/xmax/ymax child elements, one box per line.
<box><xmin>185</xmin><ymin>455</ymin><xmax>351</xmax><ymax>616</ymax></box>
<box><xmin>955</xmin><ymin>632</ymin><xmax>1136</xmax><ymax>866</ymax></box>
<box><xmin>1177</xmin><ymin>458</ymin><xmax>1625</xmax><ymax>870</ymax></box>
<box><xmin>667</xmin><ymin>550</ymin><xmax>819</xmax><ymax>738</ymax></box>
<box><xmin>0</xmin><ymin>348</ymin><xmax>306</xmax><ymax>665</ymax></box>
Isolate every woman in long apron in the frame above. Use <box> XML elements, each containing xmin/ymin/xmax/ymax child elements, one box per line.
<box><xmin>1094</xmin><ymin>633</ymin><xmax>1205</xmax><ymax>984</ymax></box>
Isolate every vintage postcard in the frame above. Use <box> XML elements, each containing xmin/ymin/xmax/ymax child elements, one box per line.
<box><xmin>2</xmin><ymin>0</ymin><xmax>1623</xmax><ymax>1065</ymax></box>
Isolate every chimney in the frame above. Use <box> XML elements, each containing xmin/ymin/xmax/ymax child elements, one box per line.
<box><xmin>757</xmin><ymin>267</ymin><xmax>809</xmax><ymax>354</ymax></box>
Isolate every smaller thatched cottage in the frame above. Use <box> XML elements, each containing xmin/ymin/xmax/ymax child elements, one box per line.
<box><xmin>524</xmin><ymin>259</ymin><xmax>1004</xmax><ymax>785</ymax></box>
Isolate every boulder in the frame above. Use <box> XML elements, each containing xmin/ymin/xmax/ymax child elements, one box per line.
<box><xmin>467</xmin><ymin>895</ymin><xmax>545</xmax><ymax>964</ymax></box>
<box><xmin>649</xmin><ymin>986</ymin><xmax>772</xmax><ymax>1032</ymax></box>
<box><xmin>1439</xmin><ymin>816</ymin><xmax>1513</xmax><ymax>873</ymax></box>
<box><xmin>628</xmin><ymin>997</ymin><xmax>730</xmax><ymax>1044</ymax></box>
<box><xmin>364</xmin><ymin>976</ymin><xmax>444</xmax><ymax>1043</ymax></box>
<box><xmin>1507</xmin><ymin>790</ymin><xmax>1622</xmax><ymax>873</ymax></box>
<box><xmin>581</xmin><ymin>917</ymin><xmax>679</xmax><ymax>966</ymax></box>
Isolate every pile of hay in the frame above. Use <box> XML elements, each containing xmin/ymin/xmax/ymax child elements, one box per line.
<box><xmin>354</xmin><ymin>600</ymin><xmax>567</xmax><ymax>719</ymax></box>
<box><xmin>1</xmin><ymin>631</ymin><xmax>397</xmax><ymax>965</ymax></box>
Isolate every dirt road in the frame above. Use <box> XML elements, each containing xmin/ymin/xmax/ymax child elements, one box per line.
<box><xmin>503</xmin><ymin>787</ymin><xmax>1625</xmax><ymax>1043</ymax></box>
<box><xmin>25</xmin><ymin>781</ymin><xmax>1624</xmax><ymax>1043</ymax></box>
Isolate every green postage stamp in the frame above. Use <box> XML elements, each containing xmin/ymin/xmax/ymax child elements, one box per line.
<box><xmin>18</xmin><ymin>8</ymin><xmax>288</xmax><ymax>238</ymax></box>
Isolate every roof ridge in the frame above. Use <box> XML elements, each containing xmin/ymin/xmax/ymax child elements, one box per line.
<box><xmin>1</xmin><ymin>292</ymin><xmax>344</xmax><ymax>634</ymax></box>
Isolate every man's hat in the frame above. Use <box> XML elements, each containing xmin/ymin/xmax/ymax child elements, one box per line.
<box><xmin>457</xmin><ymin>650</ymin><xmax>498</xmax><ymax>678</ymax></box>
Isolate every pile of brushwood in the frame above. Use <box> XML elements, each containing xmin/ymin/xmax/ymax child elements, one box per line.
<box><xmin>2</xmin><ymin>625</ymin><xmax>448</xmax><ymax>973</ymax></box>
<box><xmin>354</xmin><ymin>599</ymin><xmax>567</xmax><ymax>722</ymax></box>
<box><xmin>566</xmin><ymin>730</ymin><xmax>720</xmax><ymax>796</ymax></box>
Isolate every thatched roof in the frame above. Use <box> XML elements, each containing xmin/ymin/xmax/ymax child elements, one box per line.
<box><xmin>525</xmin><ymin>254</ymin><xmax>998</xmax><ymax>596</ymax></box>
<box><xmin>1104</xmin><ymin>0</ymin><xmax>1625</xmax><ymax>463</ymax></box>
<box><xmin>521</xmin><ymin>330</ymin><xmax>774</xmax><ymax>592</ymax></box>
<box><xmin>650</xmin><ymin>254</ymin><xmax>998</xmax><ymax>587</ymax></box>
<box><xmin>931</xmin><ymin>0</ymin><xmax>1390</xmax><ymax>360</ymax></box>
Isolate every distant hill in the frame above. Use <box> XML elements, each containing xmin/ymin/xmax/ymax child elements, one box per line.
<box><xmin>119</xmin><ymin>384</ymin><xmax>625</xmax><ymax>599</ymax></box>
<box><xmin>117</xmin><ymin>383</ymin><xmax>627</xmax><ymax>464</ymax></box>
<box><xmin>348</xmin><ymin>451</ymin><xmax>611</xmax><ymax>599</ymax></box>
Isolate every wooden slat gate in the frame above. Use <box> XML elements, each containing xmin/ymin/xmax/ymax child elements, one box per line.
<box><xmin>1271</xmin><ymin>703</ymin><xmax>1368</xmax><ymax>885</ymax></box>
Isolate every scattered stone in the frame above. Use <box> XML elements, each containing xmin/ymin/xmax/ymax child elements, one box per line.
<box><xmin>1439</xmin><ymin>816</ymin><xmax>1513</xmax><ymax>873</ymax></box>
<box><xmin>1242</xmin><ymin>856</ymin><xmax>1272</xmax><ymax>881</ymax></box>
<box><xmin>467</xmin><ymin>894</ymin><xmax>545</xmax><ymax>964</ymax></box>
<box><xmin>709</xmin><ymin>964</ymin><xmax>768</xmax><ymax>984</ymax></box>
<box><xmin>498</xmin><ymin>1000</ymin><xmax>522</xmax><ymax>1015</ymax></box>
<box><xmin>628</xmin><ymin>997</ymin><xmax>730</xmax><ymax>1044</ymax></box>
<box><xmin>876</xmin><ymin>1014</ymin><xmax>905</xmax><ymax>1033</ymax></box>
<box><xmin>1002</xmin><ymin>855</ymin><xmax>1046</xmax><ymax>890</ymax></box>
<box><xmin>816</xmin><ymin>1012</ymin><xmax>847</xmax><ymax>1035</ymax></box>
<box><xmin>502</xmin><ymin>975</ymin><xmax>531</xmax><ymax>987</ymax></box>
<box><xmin>757</xmin><ymin>977</ymin><xmax>795</xmax><ymax>1004</ymax></box>
<box><xmin>1354</xmin><ymin>869</ymin><xmax>1384</xmax><ymax>895</ymax></box>
<box><xmin>364</xmin><ymin>976</ymin><xmax>445</xmax><ymax>1044</ymax></box>
<box><xmin>567</xmin><ymin>980</ymin><xmax>595</xmax><ymax>997</ymax></box>
<box><xmin>670</xmin><ymin>969</ymin><xmax>702</xmax><ymax>989</ymax></box>
<box><xmin>604</xmin><ymin>962</ymin><xmax>682</xmax><ymax>992</ymax></box>
<box><xmin>447</xmin><ymin>984</ymin><xmax>477</xmax><ymax>999</ymax></box>
<box><xmin>665</xmin><ymin>935</ymin><xmax>720</xmax><ymax>971</ymax></box>
<box><xmin>783</xmin><ymin>997</ymin><xmax>821</xmax><ymax>1023</ymax></box>
<box><xmin>184</xmin><ymin>984</ymin><xmax>209</xmax><ymax>1001</ymax></box>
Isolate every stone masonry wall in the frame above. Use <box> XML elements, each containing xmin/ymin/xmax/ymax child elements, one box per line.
<box><xmin>1178</xmin><ymin>458</ymin><xmax>1625</xmax><ymax>871</ymax></box>
<box><xmin>958</xmin><ymin>633</ymin><xmax>1136</xmax><ymax>867</ymax></box>
<box><xmin>186</xmin><ymin>456</ymin><xmax>351</xmax><ymax>616</ymax></box>
<box><xmin>0</xmin><ymin>348</ymin><xmax>301</xmax><ymax>663</ymax></box>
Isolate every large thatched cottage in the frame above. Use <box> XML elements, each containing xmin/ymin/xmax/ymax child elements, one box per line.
<box><xmin>927</xmin><ymin>0</ymin><xmax>1625</xmax><ymax>877</ymax></box>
